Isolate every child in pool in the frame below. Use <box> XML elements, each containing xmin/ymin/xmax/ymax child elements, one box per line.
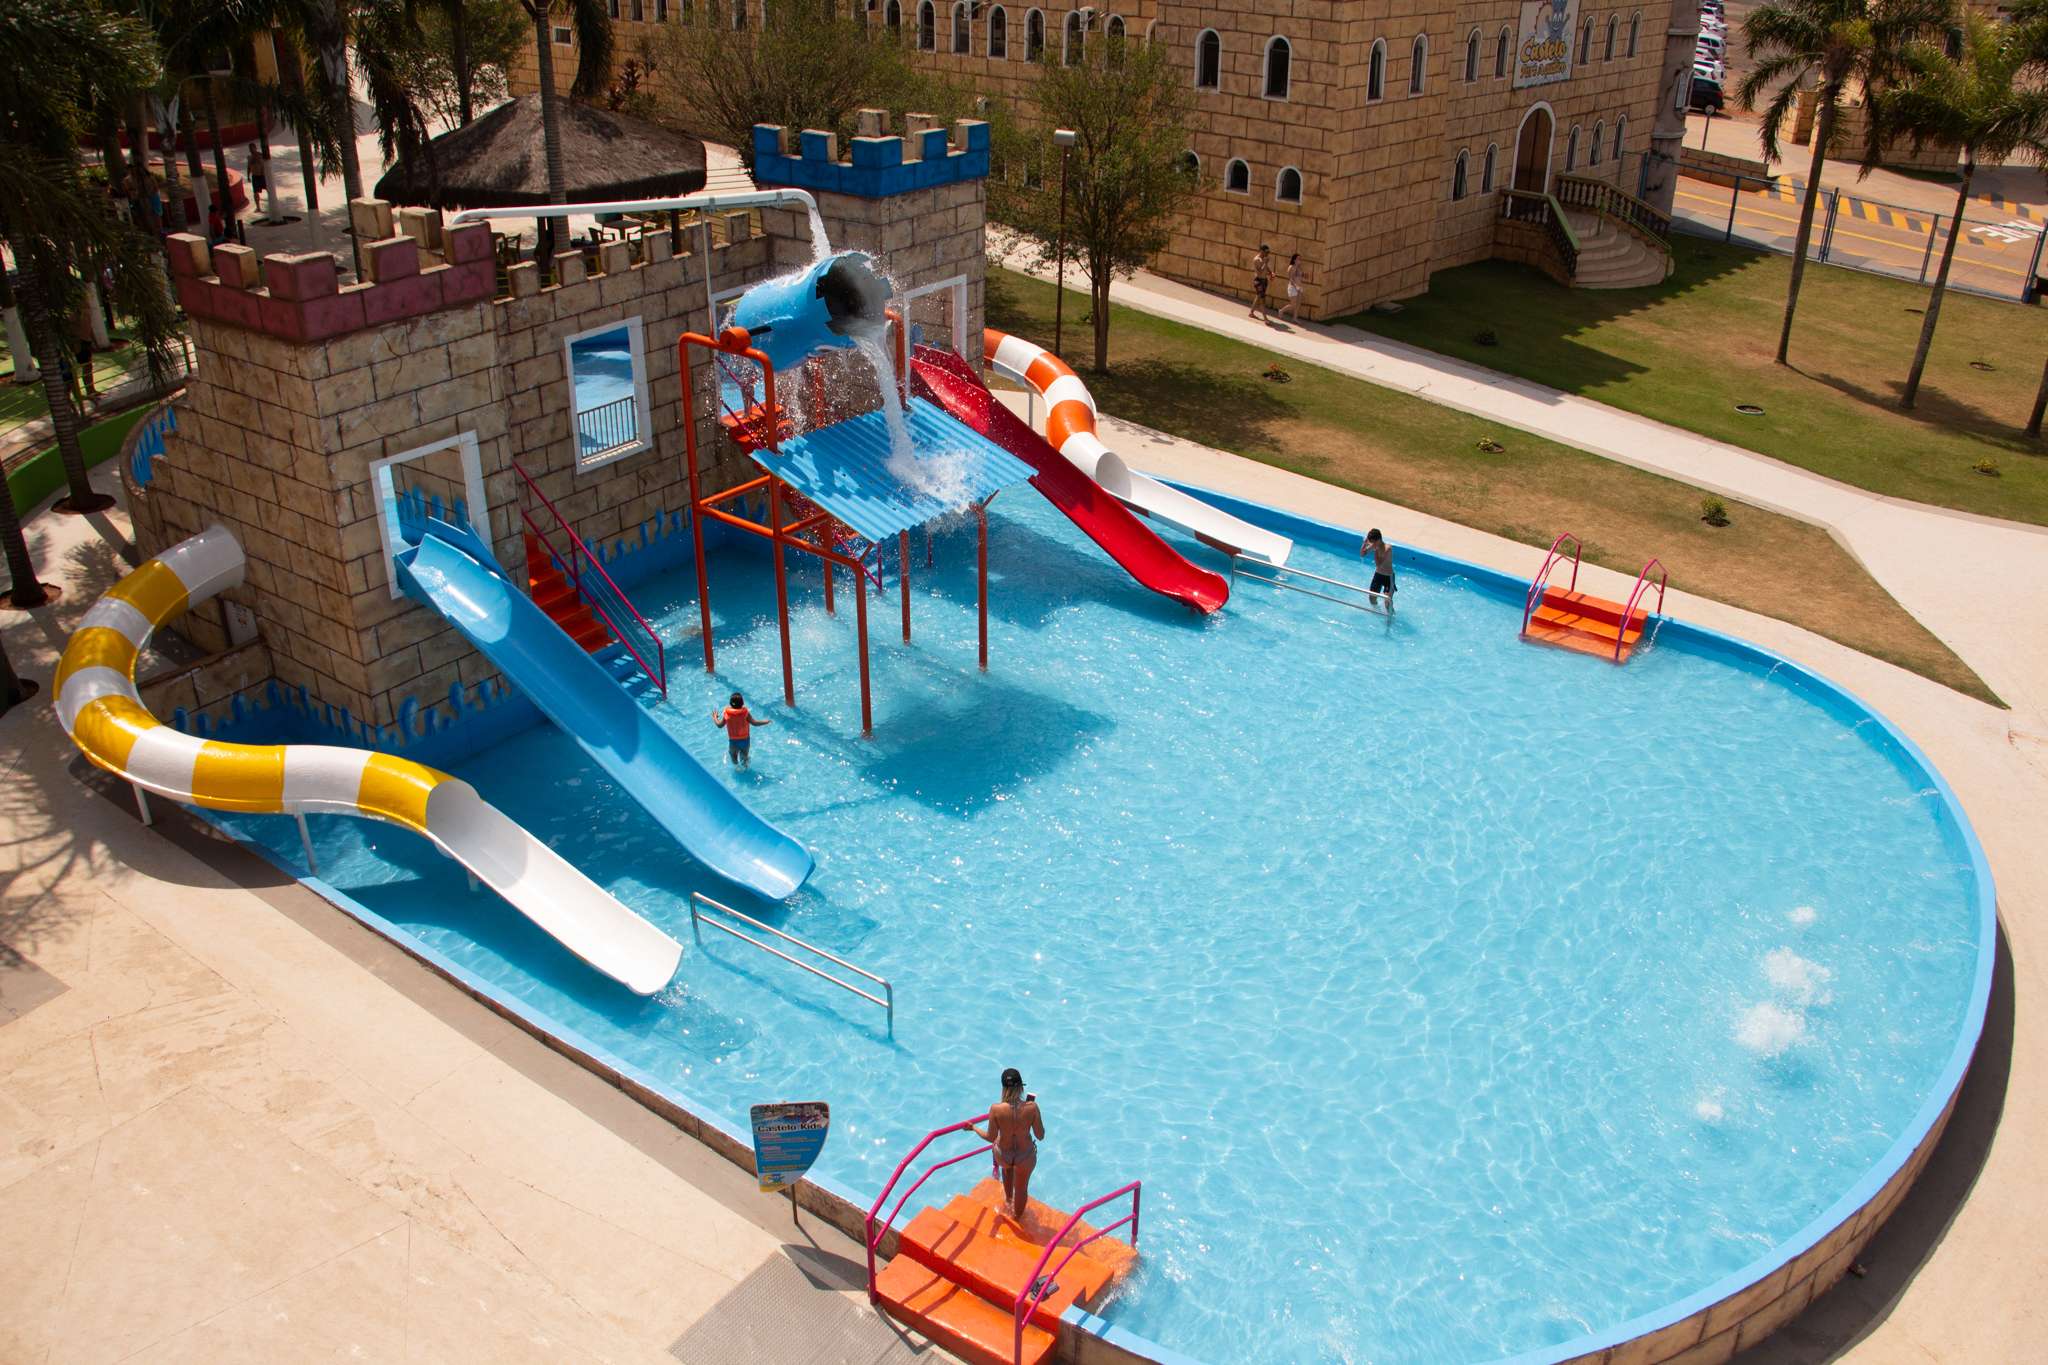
<box><xmin>1362</xmin><ymin>528</ymin><xmax>1396</xmax><ymax>615</ymax></box>
<box><xmin>713</xmin><ymin>691</ymin><xmax>772</xmax><ymax>768</ymax></box>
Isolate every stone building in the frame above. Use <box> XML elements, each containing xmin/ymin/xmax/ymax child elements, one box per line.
<box><xmin>515</xmin><ymin>2</ymin><xmax>1695</xmax><ymax>320</ymax></box>
<box><xmin>125</xmin><ymin>122</ymin><xmax>991</xmax><ymax>748</ymax></box>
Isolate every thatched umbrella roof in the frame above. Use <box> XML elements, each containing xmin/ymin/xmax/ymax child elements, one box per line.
<box><xmin>374</xmin><ymin>95</ymin><xmax>707</xmax><ymax>209</ymax></box>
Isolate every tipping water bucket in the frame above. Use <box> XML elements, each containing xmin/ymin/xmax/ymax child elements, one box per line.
<box><xmin>728</xmin><ymin>252</ymin><xmax>891</xmax><ymax>371</ymax></box>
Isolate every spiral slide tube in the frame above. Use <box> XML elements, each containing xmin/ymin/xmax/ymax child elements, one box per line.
<box><xmin>984</xmin><ymin>330</ymin><xmax>1293</xmax><ymax>566</ymax></box>
<box><xmin>54</xmin><ymin>525</ymin><xmax>684</xmax><ymax>996</ymax></box>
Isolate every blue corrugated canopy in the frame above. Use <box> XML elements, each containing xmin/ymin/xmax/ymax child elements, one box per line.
<box><xmin>745</xmin><ymin>398</ymin><xmax>1034</xmax><ymax>543</ymax></box>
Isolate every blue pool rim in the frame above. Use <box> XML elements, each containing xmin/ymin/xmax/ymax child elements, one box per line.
<box><xmin>194</xmin><ymin>483</ymin><xmax>1999</xmax><ymax>1365</ymax></box>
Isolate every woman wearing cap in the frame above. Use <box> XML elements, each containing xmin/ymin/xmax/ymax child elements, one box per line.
<box><xmin>973</xmin><ymin>1067</ymin><xmax>1044</xmax><ymax>1220</ymax></box>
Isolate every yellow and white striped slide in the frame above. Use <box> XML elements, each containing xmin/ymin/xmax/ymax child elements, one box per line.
<box><xmin>57</xmin><ymin>525</ymin><xmax>683</xmax><ymax>995</ymax></box>
<box><xmin>983</xmin><ymin>329</ymin><xmax>1293</xmax><ymax>565</ymax></box>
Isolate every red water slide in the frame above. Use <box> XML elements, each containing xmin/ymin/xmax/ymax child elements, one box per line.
<box><xmin>910</xmin><ymin>349</ymin><xmax>1229</xmax><ymax>614</ymax></box>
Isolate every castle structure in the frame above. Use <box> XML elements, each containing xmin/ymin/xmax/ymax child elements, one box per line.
<box><xmin>516</xmin><ymin>2</ymin><xmax>1696</xmax><ymax>319</ymax></box>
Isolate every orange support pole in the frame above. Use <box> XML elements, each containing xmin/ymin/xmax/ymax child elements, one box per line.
<box><xmin>823</xmin><ymin>553</ymin><xmax>836</xmax><ymax>615</ymax></box>
<box><xmin>976</xmin><ymin>502</ymin><xmax>988</xmax><ymax>671</ymax></box>
<box><xmin>855</xmin><ymin>565</ymin><xmax>873</xmax><ymax>737</ymax></box>
<box><xmin>899</xmin><ymin>531</ymin><xmax>911</xmax><ymax>643</ymax></box>
<box><xmin>770</xmin><ymin>479</ymin><xmax>795</xmax><ymax>707</ymax></box>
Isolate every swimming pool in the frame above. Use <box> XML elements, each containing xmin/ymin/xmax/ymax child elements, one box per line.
<box><xmin>212</xmin><ymin>492</ymin><xmax>1991</xmax><ymax>1365</ymax></box>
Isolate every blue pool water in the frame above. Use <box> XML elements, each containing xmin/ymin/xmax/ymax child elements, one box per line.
<box><xmin>217</xmin><ymin>496</ymin><xmax>1988</xmax><ymax>1364</ymax></box>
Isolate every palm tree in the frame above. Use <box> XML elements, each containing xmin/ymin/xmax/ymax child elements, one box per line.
<box><xmin>0</xmin><ymin>633</ymin><xmax>36</xmax><ymax>711</ymax></box>
<box><xmin>518</xmin><ymin>0</ymin><xmax>611</xmax><ymax>274</ymax></box>
<box><xmin>1739</xmin><ymin>0</ymin><xmax>1952</xmax><ymax>365</ymax></box>
<box><xmin>1865</xmin><ymin>14</ymin><xmax>2048</xmax><ymax>408</ymax></box>
<box><xmin>1</xmin><ymin>0</ymin><xmax>182</xmax><ymax>516</ymax></box>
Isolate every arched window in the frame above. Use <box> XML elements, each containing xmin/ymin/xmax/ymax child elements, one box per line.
<box><xmin>732</xmin><ymin>0</ymin><xmax>746</xmax><ymax>28</ymax></box>
<box><xmin>1482</xmin><ymin>142</ymin><xmax>1497</xmax><ymax>191</ymax></box>
<box><xmin>1367</xmin><ymin>40</ymin><xmax>1386</xmax><ymax>100</ymax></box>
<box><xmin>1604</xmin><ymin>16</ymin><xmax>1617</xmax><ymax>60</ymax></box>
<box><xmin>1107</xmin><ymin>14</ymin><xmax>1123</xmax><ymax>40</ymax></box>
<box><xmin>1225</xmin><ymin>157</ymin><xmax>1250</xmax><ymax>193</ymax></box>
<box><xmin>989</xmin><ymin>5</ymin><xmax>1007</xmax><ymax>57</ymax></box>
<box><xmin>885</xmin><ymin>0</ymin><xmax>900</xmax><ymax>34</ymax></box>
<box><xmin>1464</xmin><ymin>29</ymin><xmax>1479</xmax><ymax>82</ymax></box>
<box><xmin>1590</xmin><ymin>119</ymin><xmax>1604</xmax><ymax>165</ymax></box>
<box><xmin>1063</xmin><ymin>9</ymin><xmax>1082</xmax><ymax>64</ymax></box>
<box><xmin>1410</xmin><ymin>35</ymin><xmax>1427</xmax><ymax>93</ymax></box>
<box><xmin>951</xmin><ymin>1</ymin><xmax>968</xmax><ymax>52</ymax></box>
<box><xmin>1178</xmin><ymin>149</ymin><xmax>1201</xmax><ymax>178</ymax></box>
<box><xmin>1195</xmin><ymin>28</ymin><xmax>1220</xmax><ymax>89</ymax></box>
<box><xmin>1566</xmin><ymin>124</ymin><xmax>1580</xmax><ymax>171</ymax></box>
<box><xmin>1613</xmin><ymin>116</ymin><xmax>1626</xmax><ymax>161</ymax></box>
<box><xmin>1276</xmin><ymin>165</ymin><xmax>1303</xmax><ymax>203</ymax></box>
<box><xmin>1579</xmin><ymin>17</ymin><xmax>1592</xmax><ymax>59</ymax></box>
<box><xmin>917</xmin><ymin>0</ymin><xmax>934</xmax><ymax>49</ymax></box>
<box><xmin>1628</xmin><ymin>13</ymin><xmax>1640</xmax><ymax>57</ymax></box>
<box><xmin>1452</xmin><ymin>150</ymin><xmax>1468</xmax><ymax>201</ymax></box>
<box><xmin>1264</xmin><ymin>36</ymin><xmax>1291</xmax><ymax>99</ymax></box>
<box><xmin>1025</xmin><ymin>7</ymin><xmax>1043</xmax><ymax>60</ymax></box>
<box><xmin>1495</xmin><ymin>27</ymin><xmax>1510</xmax><ymax>77</ymax></box>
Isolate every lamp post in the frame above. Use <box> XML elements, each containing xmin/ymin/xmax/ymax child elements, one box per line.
<box><xmin>1052</xmin><ymin>127</ymin><xmax>1077</xmax><ymax>359</ymax></box>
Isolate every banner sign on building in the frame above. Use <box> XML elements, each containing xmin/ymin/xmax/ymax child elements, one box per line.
<box><xmin>1514</xmin><ymin>0</ymin><xmax>1581</xmax><ymax>88</ymax></box>
<box><xmin>750</xmin><ymin>1101</ymin><xmax>830</xmax><ymax>1194</ymax></box>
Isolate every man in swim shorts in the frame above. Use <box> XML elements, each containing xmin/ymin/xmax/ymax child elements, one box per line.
<box><xmin>1250</xmin><ymin>244</ymin><xmax>1273</xmax><ymax>321</ymax></box>
<box><xmin>1362</xmin><ymin>528</ymin><xmax>1396</xmax><ymax>614</ymax></box>
<box><xmin>713</xmin><ymin>691</ymin><xmax>772</xmax><ymax>767</ymax></box>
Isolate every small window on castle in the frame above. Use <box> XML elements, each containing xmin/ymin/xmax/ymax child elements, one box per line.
<box><xmin>1196</xmin><ymin>29</ymin><xmax>1220</xmax><ymax>89</ymax></box>
<box><xmin>1628</xmin><ymin>14</ymin><xmax>1640</xmax><ymax>57</ymax></box>
<box><xmin>1410</xmin><ymin>35</ymin><xmax>1427</xmax><ymax>93</ymax></box>
<box><xmin>1496</xmin><ymin>27</ymin><xmax>1510</xmax><ymax>77</ymax></box>
<box><xmin>1566</xmin><ymin>125</ymin><xmax>1580</xmax><ymax>172</ymax></box>
<box><xmin>887</xmin><ymin>0</ymin><xmax>901</xmax><ymax>35</ymax></box>
<box><xmin>1367</xmin><ymin>40</ymin><xmax>1385</xmax><ymax>100</ymax></box>
<box><xmin>1264</xmin><ymin>37</ymin><xmax>1291</xmax><ymax>99</ymax></box>
<box><xmin>1107</xmin><ymin>15</ymin><xmax>1123</xmax><ymax>41</ymax></box>
<box><xmin>1064</xmin><ymin>10</ymin><xmax>1083</xmax><ymax>64</ymax></box>
<box><xmin>989</xmin><ymin>4</ymin><xmax>1008</xmax><ymax>56</ymax></box>
<box><xmin>1026</xmin><ymin>8</ymin><xmax>1043</xmax><ymax>60</ymax></box>
<box><xmin>1452</xmin><ymin>150</ymin><xmax>1468</xmax><ymax>201</ymax></box>
<box><xmin>1225</xmin><ymin>157</ymin><xmax>1250</xmax><ymax>193</ymax></box>
<box><xmin>1464</xmin><ymin>29</ymin><xmax>1479</xmax><ymax>82</ymax></box>
<box><xmin>566</xmin><ymin>318</ymin><xmax>653</xmax><ymax>471</ymax></box>
<box><xmin>553</xmin><ymin>24</ymin><xmax>573</xmax><ymax>43</ymax></box>
<box><xmin>1605</xmin><ymin>17</ymin><xmax>1617</xmax><ymax>60</ymax></box>
<box><xmin>656</xmin><ymin>0</ymin><xmax>667</xmax><ymax>19</ymax></box>
<box><xmin>732</xmin><ymin>0</ymin><xmax>747</xmax><ymax>28</ymax></box>
<box><xmin>1579</xmin><ymin>17</ymin><xmax>1592</xmax><ymax>60</ymax></box>
<box><xmin>918</xmin><ymin>0</ymin><xmax>935</xmax><ymax>49</ymax></box>
<box><xmin>1179</xmin><ymin>149</ymin><xmax>1201</xmax><ymax>179</ymax></box>
<box><xmin>1613</xmin><ymin>116</ymin><xmax>1627</xmax><ymax>161</ymax></box>
<box><xmin>1483</xmin><ymin>142</ymin><xmax>1497</xmax><ymax>191</ymax></box>
<box><xmin>631</xmin><ymin>0</ymin><xmax>644</xmax><ymax>19</ymax></box>
<box><xmin>1276</xmin><ymin>165</ymin><xmax>1302</xmax><ymax>203</ymax></box>
<box><xmin>952</xmin><ymin>2</ymin><xmax>968</xmax><ymax>52</ymax></box>
<box><xmin>1590</xmin><ymin>119</ymin><xmax>1604</xmax><ymax>165</ymax></box>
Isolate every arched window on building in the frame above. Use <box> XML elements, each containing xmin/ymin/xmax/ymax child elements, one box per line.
<box><xmin>1590</xmin><ymin>119</ymin><xmax>1604</xmax><ymax>165</ymax></box>
<box><xmin>1628</xmin><ymin>13</ymin><xmax>1640</xmax><ymax>56</ymax></box>
<box><xmin>951</xmin><ymin>1</ymin><xmax>968</xmax><ymax>52</ymax></box>
<box><xmin>1276</xmin><ymin>165</ymin><xmax>1303</xmax><ymax>203</ymax></box>
<box><xmin>1025</xmin><ymin>7</ymin><xmax>1043</xmax><ymax>59</ymax></box>
<box><xmin>1613</xmin><ymin>116</ymin><xmax>1627</xmax><ymax>162</ymax></box>
<box><xmin>1452</xmin><ymin>150</ymin><xmax>1469</xmax><ymax>201</ymax></box>
<box><xmin>1482</xmin><ymin>142</ymin><xmax>1497</xmax><ymax>191</ymax></box>
<box><xmin>1495</xmin><ymin>26</ymin><xmax>1510</xmax><ymax>77</ymax></box>
<box><xmin>1107</xmin><ymin>14</ymin><xmax>1123</xmax><ymax>40</ymax></box>
<box><xmin>732</xmin><ymin>0</ymin><xmax>747</xmax><ymax>28</ymax></box>
<box><xmin>1605</xmin><ymin>16</ymin><xmax>1617</xmax><ymax>60</ymax></box>
<box><xmin>988</xmin><ymin>4</ymin><xmax>1007</xmax><ymax>55</ymax></box>
<box><xmin>1367</xmin><ymin>40</ymin><xmax>1386</xmax><ymax>100</ymax></box>
<box><xmin>1566</xmin><ymin>124</ymin><xmax>1580</xmax><ymax>171</ymax></box>
<box><xmin>1464</xmin><ymin>29</ymin><xmax>1479</xmax><ymax>82</ymax></box>
<box><xmin>1196</xmin><ymin>28</ymin><xmax>1220</xmax><ymax>89</ymax></box>
<box><xmin>1264</xmin><ymin>36</ymin><xmax>1292</xmax><ymax>98</ymax></box>
<box><xmin>885</xmin><ymin>0</ymin><xmax>900</xmax><ymax>35</ymax></box>
<box><xmin>1178</xmin><ymin>149</ymin><xmax>1201</xmax><ymax>179</ymax></box>
<box><xmin>1064</xmin><ymin>9</ymin><xmax>1083</xmax><ymax>64</ymax></box>
<box><xmin>917</xmin><ymin>0</ymin><xmax>934</xmax><ymax>49</ymax></box>
<box><xmin>1410</xmin><ymin>35</ymin><xmax>1427</xmax><ymax>93</ymax></box>
<box><xmin>1579</xmin><ymin>17</ymin><xmax>1593</xmax><ymax>59</ymax></box>
<box><xmin>1225</xmin><ymin>158</ymin><xmax>1250</xmax><ymax>193</ymax></box>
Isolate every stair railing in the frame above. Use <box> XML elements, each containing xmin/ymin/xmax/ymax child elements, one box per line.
<box><xmin>865</xmin><ymin>1115</ymin><xmax>996</xmax><ymax>1302</ymax></box>
<box><xmin>1554</xmin><ymin>173</ymin><xmax>1673</xmax><ymax>250</ymax></box>
<box><xmin>1617</xmin><ymin>557</ymin><xmax>1668</xmax><ymax>662</ymax></box>
<box><xmin>1014</xmin><ymin>1181</ymin><xmax>1142</xmax><ymax>1365</ymax></box>
<box><xmin>509</xmin><ymin>461</ymin><xmax>667</xmax><ymax>695</ymax></box>
<box><xmin>1521</xmin><ymin>532</ymin><xmax>1583</xmax><ymax>633</ymax></box>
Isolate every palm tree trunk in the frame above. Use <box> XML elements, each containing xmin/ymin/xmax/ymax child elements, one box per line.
<box><xmin>532</xmin><ymin>6</ymin><xmax>566</xmax><ymax>282</ymax></box>
<box><xmin>1091</xmin><ymin>271</ymin><xmax>1111</xmax><ymax>373</ymax></box>
<box><xmin>156</xmin><ymin>96</ymin><xmax>188</xmax><ymax>233</ymax></box>
<box><xmin>298</xmin><ymin>114</ymin><xmax>323</xmax><ymax>255</ymax></box>
<box><xmin>202</xmin><ymin>79</ymin><xmax>234</xmax><ymax>238</ymax></box>
<box><xmin>0</xmin><ymin>468</ymin><xmax>53</xmax><ymax>608</ymax></box>
<box><xmin>317</xmin><ymin>34</ymin><xmax>366</xmax><ymax>273</ymax></box>
<box><xmin>2</xmin><ymin>265</ymin><xmax>38</xmax><ymax>384</ymax></box>
<box><xmin>126</xmin><ymin>97</ymin><xmax>160</xmax><ymax>234</ymax></box>
<box><xmin>180</xmin><ymin>102</ymin><xmax>209</xmax><ymax>227</ymax></box>
<box><xmin>8</xmin><ymin>241</ymin><xmax>112</xmax><ymax>514</ymax></box>
<box><xmin>452</xmin><ymin>1</ymin><xmax>475</xmax><ymax>125</ymax></box>
<box><xmin>2027</xmin><ymin>353</ymin><xmax>2047</xmax><ymax>439</ymax></box>
<box><xmin>1775</xmin><ymin>87</ymin><xmax>1837</xmax><ymax>367</ymax></box>
<box><xmin>0</xmin><ymin>634</ymin><xmax>36</xmax><ymax>710</ymax></box>
<box><xmin>1901</xmin><ymin>157</ymin><xmax>1974</xmax><ymax>410</ymax></box>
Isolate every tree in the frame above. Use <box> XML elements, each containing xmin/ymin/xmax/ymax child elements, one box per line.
<box><xmin>0</xmin><ymin>1</ymin><xmax>182</xmax><ymax>517</ymax></box>
<box><xmin>518</xmin><ymin>0</ymin><xmax>611</xmax><ymax>273</ymax></box>
<box><xmin>1739</xmin><ymin>0</ymin><xmax>1952</xmax><ymax>366</ymax></box>
<box><xmin>415</xmin><ymin>1</ymin><xmax>526</xmax><ymax>128</ymax></box>
<box><xmin>1865</xmin><ymin>14</ymin><xmax>2048</xmax><ymax>408</ymax></box>
<box><xmin>2007</xmin><ymin>0</ymin><xmax>2048</xmax><ymax>438</ymax></box>
<box><xmin>0</xmin><ymin>633</ymin><xmax>35</xmax><ymax>712</ymax></box>
<box><xmin>1004</xmin><ymin>30</ymin><xmax>1197</xmax><ymax>372</ymax></box>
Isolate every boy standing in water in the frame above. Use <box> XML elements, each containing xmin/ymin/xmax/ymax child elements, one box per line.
<box><xmin>714</xmin><ymin>691</ymin><xmax>772</xmax><ymax>768</ymax></box>
<box><xmin>1362</xmin><ymin>528</ymin><xmax>1396</xmax><ymax>615</ymax></box>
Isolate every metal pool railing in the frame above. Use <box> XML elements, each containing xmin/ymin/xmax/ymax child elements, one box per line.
<box><xmin>1231</xmin><ymin>556</ymin><xmax>1389</xmax><ymax>615</ymax></box>
<box><xmin>574</xmin><ymin>393</ymin><xmax>640</xmax><ymax>458</ymax></box>
<box><xmin>688</xmin><ymin>892</ymin><xmax>893</xmax><ymax>1024</ymax></box>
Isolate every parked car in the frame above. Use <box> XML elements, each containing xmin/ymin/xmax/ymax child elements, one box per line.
<box><xmin>1689</xmin><ymin>72</ymin><xmax>1727</xmax><ymax>113</ymax></box>
<box><xmin>1698</xmin><ymin>35</ymin><xmax>1726</xmax><ymax>60</ymax></box>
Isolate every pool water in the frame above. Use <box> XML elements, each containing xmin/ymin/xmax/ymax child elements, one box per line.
<box><xmin>218</xmin><ymin>496</ymin><xmax>1986</xmax><ymax>1364</ymax></box>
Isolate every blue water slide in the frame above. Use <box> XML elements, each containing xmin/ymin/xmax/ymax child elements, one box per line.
<box><xmin>397</xmin><ymin>518</ymin><xmax>815</xmax><ymax>901</ymax></box>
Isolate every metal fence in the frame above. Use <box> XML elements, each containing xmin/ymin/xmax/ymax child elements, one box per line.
<box><xmin>574</xmin><ymin>393</ymin><xmax>640</xmax><ymax>461</ymax></box>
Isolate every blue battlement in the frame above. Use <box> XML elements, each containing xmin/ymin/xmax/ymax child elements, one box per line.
<box><xmin>753</xmin><ymin>120</ymin><xmax>990</xmax><ymax>199</ymax></box>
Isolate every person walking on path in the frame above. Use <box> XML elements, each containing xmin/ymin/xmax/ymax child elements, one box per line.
<box><xmin>1250</xmin><ymin>244</ymin><xmax>1273</xmax><ymax>322</ymax></box>
<box><xmin>245</xmin><ymin>144</ymin><xmax>268</xmax><ymax>221</ymax></box>
<box><xmin>1282</xmin><ymin>253</ymin><xmax>1306</xmax><ymax>323</ymax></box>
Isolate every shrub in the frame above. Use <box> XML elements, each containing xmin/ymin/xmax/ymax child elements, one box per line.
<box><xmin>1700</xmin><ymin>495</ymin><xmax>1731</xmax><ymax>526</ymax></box>
<box><xmin>1972</xmin><ymin>458</ymin><xmax>2001</xmax><ymax>477</ymax></box>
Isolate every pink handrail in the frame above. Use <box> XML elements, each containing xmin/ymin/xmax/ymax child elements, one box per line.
<box><xmin>1013</xmin><ymin>1181</ymin><xmax>1142</xmax><ymax>1365</ymax></box>
<box><xmin>1616</xmin><ymin>557</ymin><xmax>1668</xmax><ymax>662</ymax></box>
<box><xmin>1521</xmin><ymin>532</ymin><xmax>1583</xmax><ymax>633</ymax></box>
<box><xmin>510</xmin><ymin>461</ymin><xmax>667</xmax><ymax>695</ymax></box>
<box><xmin>864</xmin><ymin>1114</ymin><xmax>994</xmax><ymax>1301</ymax></box>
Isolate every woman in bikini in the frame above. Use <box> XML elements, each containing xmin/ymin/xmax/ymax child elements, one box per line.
<box><xmin>974</xmin><ymin>1067</ymin><xmax>1044</xmax><ymax>1220</ymax></box>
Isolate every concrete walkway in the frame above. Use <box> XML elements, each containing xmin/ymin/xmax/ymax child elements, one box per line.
<box><xmin>991</xmin><ymin>236</ymin><xmax>2048</xmax><ymax>735</ymax></box>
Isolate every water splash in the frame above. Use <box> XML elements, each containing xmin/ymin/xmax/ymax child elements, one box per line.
<box><xmin>1734</xmin><ymin>1001</ymin><xmax>1807</xmax><ymax>1055</ymax></box>
<box><xmin>1788</xmin><ymin>905</ymin><xmax>1818</xmax><ymax>926</ymax></box>
<box><xmin>807</xmin><ymin>205</ymin><xmax>831</xmax><ymax>260</ymax></box>
<box><xmin>1694</xmin><ymin>1096</ymin><xmax>1726</xmax><ymax>1122</ymax></box>
<box><xmin>1763</xmin><ymin>947</ymin><xmax>1833</xmax><ymax>1007</ymax></box>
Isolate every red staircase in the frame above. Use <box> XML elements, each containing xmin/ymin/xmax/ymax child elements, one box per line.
<box><xmin>523</xmin><ymin>531</ymin><xmax>612</xmax><ymax>652</ymax></box>
<box><xmin>867</xmin><ymin>1119</ymin><xmax>1141</xmax><ymax>1365</ymax></box>
<box><xmin>1520</xmin><ymin>534</ymin><xmax>1666</xmax><ymax>664</ymax></box>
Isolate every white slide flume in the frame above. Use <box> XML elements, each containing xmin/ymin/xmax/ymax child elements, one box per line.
<box><xmin>985</xmin><ymin>330</ymin><xmax>1293</xmax><ymax>566</ymax></box>
<box><xmin>55</xmin><ymin>525</ymin><xmax>683</xmax><ymax>996</ymax></box>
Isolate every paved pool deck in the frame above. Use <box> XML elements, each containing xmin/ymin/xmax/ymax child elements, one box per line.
<box><xmin>5</xmin><ymin>403</ymin><xmax>2045</xmax><ymax>1362</ymax></box>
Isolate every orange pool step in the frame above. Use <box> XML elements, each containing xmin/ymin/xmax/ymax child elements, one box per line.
<box><xmin>1523</xmin><ymin>588</ymin><xmax>1647</xmax><ymax>663</ymax></box>
<box><xmin>874</xmin><ymin>1255</ymin><xmax>1058</xmax><ymax>1365</ymax></box>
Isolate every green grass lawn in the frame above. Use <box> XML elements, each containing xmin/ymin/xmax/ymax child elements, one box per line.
<box><xmin>5</xmin><ymin>404</ymin><xmax>152</xmax><ymax>513</ymax></box>
<box><xmin>989</xmin><ymin>267</ymin><xmax>1998</xmax><ymax>705</ymax></box>
<box><xmin>1331</xmin><ymin>238</ymin><xmax>2048</xmax><ymax>525</ymax></box>
<box><xmin>1</xmin><ymin>324</ymin><xmax>164</xmax><ymax>442</ymax></box>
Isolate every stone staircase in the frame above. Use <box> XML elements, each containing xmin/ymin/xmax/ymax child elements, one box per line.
<box><xmin>1563</xmin><ymin>208</ymin><xmax>1672</xmax><ymax>288</ymax></box>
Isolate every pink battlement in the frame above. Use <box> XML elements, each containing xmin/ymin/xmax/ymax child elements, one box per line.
<box><xmin>166</xmin><ymin>202</ymin><xmax>495</xmax><ymax>344</ymax></box>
